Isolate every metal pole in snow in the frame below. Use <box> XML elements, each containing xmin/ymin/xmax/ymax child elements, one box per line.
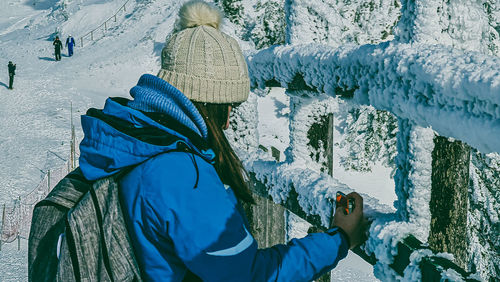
<box><xmin>70</xmin><ymin>102</ymin><xmax>74</xmax><ymax>170</ymax></box>
<box><xmin>72</xmin><ymin>125</ymin><xmax>76</xmax><ymax>169</ymax></box>
<box><xmin>47</xmin><ymin>170</ymin><xmax>51</xmax><ymax>192</ymax></box>
<box><xmin>1</xmin><ymin>204</ymin><xmax>5</xmax><ymax>228</ymax></box>
<box><xmin>17</xmin><ymin>196</ymin><xmax>21</xmax><ymax>251</ymax></box>
<box><xmin>70</xmin><ymin>139</ymin><xmax>74</xmax><ymax>171</ymax></box>
<box><xmin>0</xmin><ymin>204</ymin><xmax>5</xmax><ymax>251</ymax></box>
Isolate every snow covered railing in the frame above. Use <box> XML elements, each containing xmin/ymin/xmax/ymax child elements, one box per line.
<box><xmin>237</xmin><ymin>110</ymin><xmax>479</xmax><ymax>281</ymax></box>
<box><xmin>0</xmin><ymin>135</ymin><xmax>79</xmax><ymax>250</ymax></box>
<box><xmin>79</xmin><ymin>0</ymin><xmax>132</xmax><ymax>47</ymax></box>
<box><xmin>236</xmin><ymin>42</ymin><xmax>498</xmax><ymax>280</ymax></box>
<box><xmin>247</xmin><ymin>42</ymin><xmax>500</xmax><ymax>154</ymax></box>
<box><xmin>0</xmin><ymin>164</ymin><xmax>71</xmax><ymax>251</ymax></box>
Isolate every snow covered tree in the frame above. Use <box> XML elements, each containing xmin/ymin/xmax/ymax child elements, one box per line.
<box><xmin>285</xmin><ymin>0</ymin><xmax>401</xmax><ymax>46</ymax></box>
<box><xmin>483</xmin><ymin>0</ymin><xmax>500</xmax><ymax>55</ymax></box>
<box><xmin>468</xmin><ymin>151</ymin><xmax>500</xmax><ymax>279</ymax></box>
<box><xmin>338</xmin><ymin>106</ymin><xmax>398</xmax><ymax>173</ymax></box>
<box><xmin>249</xmin><ymin>0</ymin><xmax>286</xmax><ymax>49</ymax></box>
<box><xmin>214</xmin><ymin>0</ymin><xmax>245</xmax><ymax>27</ymax></box>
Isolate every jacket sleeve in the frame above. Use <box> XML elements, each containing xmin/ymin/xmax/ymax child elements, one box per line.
<box><xmin>142</xmin><ymin>153</ymin><xmax>349</xmax><ymax>282</ymax></box>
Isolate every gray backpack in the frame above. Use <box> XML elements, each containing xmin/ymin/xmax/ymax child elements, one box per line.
<box><xmin>28</xmin><ymin>167</ymin><xmax>142</xmax><ymax>282</ymax></box>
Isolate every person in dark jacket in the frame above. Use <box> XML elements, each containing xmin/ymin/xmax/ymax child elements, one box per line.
<box><xmin>65</xmin><ymin>35</ymin><xmax>75</xmax><ymax>56</ymax></box>
<box><xmin>7</xmin><ymin>61</ymin><xmax>16</xmax><ymax>89</ymax></box>
<box><xmin>53</xmin><ymin>36</ymin><xmax>63</xmax><ymax>61</ymax></box>
<box><xmin>78</xmin><ymin>1</ymin><xmax>366</xmax><ymax>281</ymax></box>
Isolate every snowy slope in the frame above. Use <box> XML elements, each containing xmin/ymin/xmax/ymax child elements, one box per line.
<box><xmin>0</xmin><ymin>0</ymin><xmax>178</xmax><ymax>280</ymax></box>
<box><xmin>0</xmin><ymin>0</ymin><xmax>179</xmax><ymax>205</ymax></box>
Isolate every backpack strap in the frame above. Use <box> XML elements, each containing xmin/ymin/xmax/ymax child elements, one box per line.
<box><xmin>88</xmin><ymin>185</ymin><xmax>115</xmax><ymax>282</ymax></box>
<box><xmin>87</xmin><ymin>164</ymin><xmax>142</xmax><ymax>282</ymax></box>
<box><xmin>65</xmin><ymin>215</ymin><xmax>83</xmax><ymax>281</ymax></box>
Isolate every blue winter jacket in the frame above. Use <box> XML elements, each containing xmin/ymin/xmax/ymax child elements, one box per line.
<box><xmin>79</xmin><ymin>74</ymin><xmax>349</xmax><ymax>281</ymax></box>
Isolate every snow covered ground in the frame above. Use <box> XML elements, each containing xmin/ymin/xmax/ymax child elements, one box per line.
<box><xmin>1</xmin><ymin>0</ymin><xmax>397</xmax><ymax>280</ymax></box>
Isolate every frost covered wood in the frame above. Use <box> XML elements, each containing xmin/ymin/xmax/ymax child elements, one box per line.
<box><xmin>247</xmin><ymin>42</ymin><xmax>500</xmax><ymax>154</ymax></box>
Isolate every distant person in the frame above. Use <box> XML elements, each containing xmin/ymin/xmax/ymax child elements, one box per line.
<box><xmin>8</xmin><ymin>61</ymin><xmax>16</xmax><ymax>89</ymax></box>
<box><xmin>65</xmin><ymin>35</ymin><xmax>75</xmax><ymax>57</ymax></box>
<box><xmin>53</xmin><ymin>36</ymin><xmax>63</xmax><ymax>61</ymax></box>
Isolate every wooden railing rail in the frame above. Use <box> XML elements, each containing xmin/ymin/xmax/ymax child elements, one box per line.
<box><xmin>79</xmin><ymin>0</ymin><xmax>131</xmax><ymax>47</ymax></box>
<box><xmin>246</xmin><ymin>43</ymin><xmax>500</xmax><ymax>154</ymax></box>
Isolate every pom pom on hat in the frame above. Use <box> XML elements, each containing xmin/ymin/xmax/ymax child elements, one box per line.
<box><xmin>158</xmin><ymin>0</ymin><xmax>250</xmax><ymax>104</ymax></box>
<box><xmin>175</xmin><ymin>0</ymin><xmax>222</xmax><ymax>31</ymax></box>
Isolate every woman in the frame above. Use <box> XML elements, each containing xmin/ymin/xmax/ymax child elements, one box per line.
<box><xmin>78</xmin><ymin>1</ymin><xmax>365</xmax><ymax>281</ymax></box>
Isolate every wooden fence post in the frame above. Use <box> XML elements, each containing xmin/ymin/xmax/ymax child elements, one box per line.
<box><xmin>70</xmin><ymin>139</ymin><xmax>74</xmax><ymax>171</ymax></box>
<box><xmin>0</xmin><ymin>204</ymin><xmax>5</xmax><ymax>251</ymax></box>
<box><xmin>270</xmin><ymin>146</ymin><xmax>280</xmax><ymax>162</ymax></box>
<box><xmin>91</xmin><ymin>31</ymin><xmax>94</xmax><ymax>41</ymax></box>
<box><xmin>80</xmin><ymin>37</ymin><xmax>83</xmax><ymax>47</ymax></box>
<box><xmin>307</xmin><ymin>111</ymin><xmax>335</xmax><ymax>176</ymax></box>
<box><xmin>17</xmin><ymin>196</ymin><xmax>21</xmax><ymax>251</ymax></box>
<box><xmin>428</xmin><ymin>136</ymin><xmax>471</xmax><ymax>269</ymax></box>
<box><xmin>70</xmin><ymin>102</ymin><xmax>75</xmax><ymax>170</ymax></box>
<box><xmin>47</xmin><ymin>169</ymin><xmax>51</xmax><ymax>192</ymax></box>
<box><xmin>114</xmin><ymin>15</ymin><xmax>117</xmax><ymax>22</ymax></box>
<box><xmin>71</xmin><ymin>125</ymin><xmax>76</xmax><ymax>169</ymax></box>
<box><xmin>242</xmin><ymin>194</ymin><xmax>286</xmax><ymax>249</ymax></box>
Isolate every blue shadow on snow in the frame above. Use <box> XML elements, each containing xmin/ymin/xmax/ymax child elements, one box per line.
<box><xmin>29</xmin><ymin>0</ymin><xmax>61</xmax><ymax>10</ymax></box>
<box><xmin>38</xmin><ymin>56</ymin><xmax>56</xmax><ymax>61</ymax></box>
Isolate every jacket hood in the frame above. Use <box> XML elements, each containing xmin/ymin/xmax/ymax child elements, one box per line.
<box><xmin>79</xmin><ymin>75</ymin><xmax>215</xmax><ymax>181</ymax></box>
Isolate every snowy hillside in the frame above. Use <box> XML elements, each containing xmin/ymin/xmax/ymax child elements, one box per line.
<box><xmin>0</xmin><ymin>0</ymin><xmax>186</xmax><ymax>280</ymax></box>
<box><xmin>1</xmin><ymin>0</ymin><xmax>164</xmax><ymax>204</ymax></box>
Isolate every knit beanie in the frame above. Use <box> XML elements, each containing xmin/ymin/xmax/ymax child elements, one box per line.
<box><xmin>157</xmin><ymin>0</ymin><xmax>250</xmax><ymax>104</ymax></box>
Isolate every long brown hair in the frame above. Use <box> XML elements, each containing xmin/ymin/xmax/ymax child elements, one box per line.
<box><xmin>193</xmin><ymin>102</ymin><xmax>254</xmax><ymax>204</ymax></box>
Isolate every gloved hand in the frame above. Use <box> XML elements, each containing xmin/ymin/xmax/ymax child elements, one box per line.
<box><xmin>332</xmin><ymin>192</ymin><xmax>367</xmax><ymax>249</ymax></box>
